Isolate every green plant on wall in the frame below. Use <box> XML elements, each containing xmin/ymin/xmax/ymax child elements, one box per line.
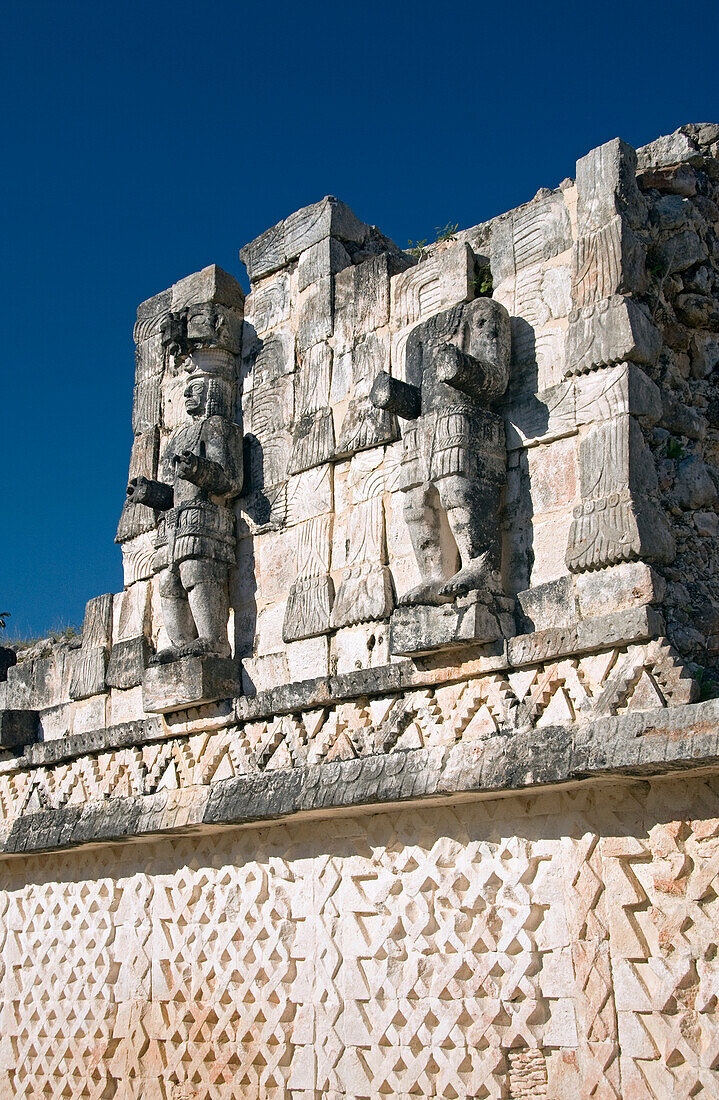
<box><xmin>407</xmin><ymin>238</ymin><xmax>429</xmax><ymax>261</ymax></box>
<box><xmin>435</xmin><ymin>222</ymin><xmax>458</xmax><ymax>243</ymax></box>
<box><xmin>471</xmin><ymin>265</ymin><xmax>493</xmax><ymax>297</ymax></box>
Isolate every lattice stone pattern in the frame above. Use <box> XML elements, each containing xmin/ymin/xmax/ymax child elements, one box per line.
<box><xmin>1</xmin><ymin>778</ymin><xmax>717</xmax><ymax>1098</ymax></box>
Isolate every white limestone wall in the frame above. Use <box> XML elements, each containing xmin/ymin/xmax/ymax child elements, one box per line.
<box><xmin>1</xmin><ymin>775</ymin><xmax>718</xmax><ymax>1098</ymax></box>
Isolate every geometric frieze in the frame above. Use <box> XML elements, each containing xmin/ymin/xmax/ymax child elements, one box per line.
<box><xmin>1</xmin><ymin>777</ymin><xmax>718</xmax><ymax>1097</ymax></box>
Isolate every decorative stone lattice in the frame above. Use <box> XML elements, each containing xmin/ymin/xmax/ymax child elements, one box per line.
<box><xmin>1</xmin><ymin>779</ymin><xmax>717</xmax><ymax>1097</ymax></box>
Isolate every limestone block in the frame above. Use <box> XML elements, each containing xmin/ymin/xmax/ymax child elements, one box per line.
<box><xmin>285</xmin><ymin>465</ymin><xmax>333</xmax><ymax>526</ymax></box>
<box><xmin>332</xmin><ymin>562</ymin><xmax>393</xmax><ymax>629</ymax></box>
<box><xmin>134</xmin><ymin>332</ymin><xmax>164</xmax><ymax>383</ymax></box>
<box><xmin>0</xmin><ymin>710</ymin><xmax>39</xmax><ymax>749</ymax></box>
<box><xmin>336</xmin><ymin>397</ymin><xmax>398</xmax><ymax>459</ymax></box>
<box><xmin>245</xmin><ymin>273</ymin><xmax>291</xmax><ymax>336</ymax></box>
<box><xmin>567</xmin><ymin>492</ymin><xmax>675</xmax><ymax>573</ymax></box>
<box><xmin>655</xmin><ymin>228</ymin><xmax>708</xmax><ymax>274</ymax></box>
<box><xmin>541</xmin><ymin>263</ymin><xmax>573</xmax><ymax>317</ymax></box>
<box><xmin>507</xmin><ymin>605</ymin><xmax>662</xmax><ymax>665</ymax></box>
<box><xmin>575</xmin><ymin>562</ymin><xmax>666</xmax><ymax>619</ymax></box>
<box><xmin>288</xmin><ymin>413</ymin><xmax>334</xmax><ymax>480</ymax></box>
<box><xmin>491</xmin><ymin>191</ymin><xmax>572</xmax><ymax>283</ymax></box>
<box><xmin>574</xmin><ymin>362</ymin><xmax>662</xmax><ymax>427</ymax></box>
<box><xmin>283</xmin><ymin>576</ymin><xmax>334</xmax><ymax>642</ymax></box>
<box><xmin>241</xmin><ymin>652</ymin><xmax>289</xmax><ymax>694</ymax></box>
<box><xmin>565</xmin><ymin>296</ymin><xmax>661</xmax><ymax>375</ymax></box>
<box><xmin>38</xmin><ymin>704</ymin><xmax>70</xmax><ymax>741</ymax></box>
<box><xmin>69</xmin><ymin>647</ymin><xmax>108</xmax><ymax>700</ymax></box>
<box><xmin>250</xmin><ymin>328</ymin><xmax>295</xmax><ymax>383</ymax></box>
<box><xmin>298</xmin><ymin>236</ymin><xmax>351</xmax><ymax>292</ymax></box>
<box><xmin>32</xmin><ymin>651</ymin><xmax>70</xmax><ymax>710</ymax></box>
<box><xmin>255</xmin><ymin>601</ymin><xmax>288</xmax><ymax>656</ymax></box>
<box><xmin>296</xmin><ymin>278</ymin><xmax>334</xmax><ymax>352</ymax></box>
<box><xmin>572</xmin><ymin>215</ymin><xmax>646</xmax><ymax>305</ymax></box>
<box><xmin>106</xmin><ymin>637</ymin><xmax>149</xmax><ymax>690</ymax></box>
<box><xmin>286</xmin><ymin>636</ymin><xmax>330</xmax><ymax>682</ymax></box>
<box><xmin>131</xmin><ymin>375</ymin><xmax>161</xmax><ymax>434</ymax></box>
<box><xmin>329</xmin><ymin>348</ymin><xmax>352</xmax><ymax>401</ymax></box>
<box><xmin>505</xmin><ymin>381</ymin><xmax>576</xmax><ymax>451</ymax></box>
<box><xmin>240</xmin><ymin>198</ymin><xmax>368</xmax><ymax>281</ymax></box>
<box><xmin>258</xmin><ymin>528</ymin><xmax>302</xmax><ymax>601</ymax></box>
<box><xmin>108</xmin><ymin>685</ymin><xmax>145</xmax><ymax>725</ymax></box>
<box><xmin>283</xmin><ymin>196</ymin><xmax>367</xmax><ymax>259</ymax></box>
<box><xmin>71</xmin><ymin>694</ymin><xmax>107</xmax><ymax>734</ymax></box>
<box><xmin>575</xmin><ymin>137</ymin><xmax>644</xmax><ymax>233</ymax></box>
<box><xmin>116</xmin><ymin>429</ymin><xmax>160</xmax><ymax>543</ymax></box>
<box><xmin>134</xmin><ymin>287</ymin><xmax>171</xmax><ymax>344</ymax></box>
<box><xmin>389</xmin><ymin>595</ymin><xmax>501</xmax><ymax>656</ymax></box>
<box><xmin>526</xmin><ymin>436</ymin><xmax>578</xmax><ymax>512</ymax></box>
<box><xmin>333</xmin><ymin>623</ymin><xmax>390</xmax><ymax>674</ymax></box>
<box><xmin>334</xmin><ymin>253</ymin><xmax>396</xmax><ymax>350</ymax></box>
<box><xmin>390</xmin><ymin>242</ymin><xmax>474</xmax><ymax>332</ymax></box>
<box><xmin>238</xmin><ymin>221</ymin><xmax>285</xmax><ymax>281</ymax></box>
<box><xmin>170</xmin><ymin>264</ymin><xmax>245</xmax><ymax>311</ymax></box>
<box><xmin>529</xmin><ymin>510</ymin><xmax>576</xmax><ymax>586</ymax></box>
<box><xmin>636</xmin><ymin>127</ymin><xmax>707</xmax><ymax>170</ymax></box>
<box><xmin>516</xmin><ymin>576</ymin><xmax>577</xmax><ymax>632</ymax></box>
<box><xmin>121</xmin><ymin>532</ymin><xmax>156</xmax><ymax>584</ymax></box>
<box><xmin>143</xmin><ymin>656</ymin><xmax>240</xmax><ymax>714</ymax></box>
<box><xmin>113</xmin><ymin>583</ymin><xmax>150</xmax><ymax>642</ymax></box>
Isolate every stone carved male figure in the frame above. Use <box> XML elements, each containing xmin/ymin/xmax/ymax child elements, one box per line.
<box><xmin>127</xmin><ymin>306</ymin><xmax>243</xmax><ymax>661</ymax></box>
<box><xmin>371</xmin><ymin>297</ymin><xmax>510</xmax><ymax>606</ymax></box>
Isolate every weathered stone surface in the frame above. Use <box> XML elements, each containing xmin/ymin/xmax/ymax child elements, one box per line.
<box><xmin>516</xmin><ymin>576</ymin><xmax>577</xmax><ymax>631</ymax></box>
<box><xmin>239</xmin><ymin>197</ymin><xmax>368</xmax><ymax>281</ymax></box>
<box><xmin>170</xmin><ymin>264</ymin><xmax>245</xmax><ymax>310</ymax></box>
<box><xmin>142</xmin><ymin>655</ymin><xmax>240</xmax><ymax>713</ymax></box>
<box><xmin>565</xmin><ymin>296</ymin><xmax>661</xmax><ymax>374</ymax></box>
<box><xmin>7</xmin><ymin>127</ymin><xmax>719</xmax><ymax>1097</ymax></box>
<box><xmin>0</xmin><ymin>709</ymin><xmax>39</xmax><ymax>749</ymax></box>
<box><xmin>508</xmin><ymin>606</ymin><xmax>663</xmax><ymax>666</ymax></box>
<box><xmin>106</xmin><ymin>636</ymin><xmax>149</xmax><ymax>690</ymax></box>
<box><xmin>389</xmin><ymin>595</ymin><xmax>501</xmax><ymax>655</ymax></box>
<box><xmin>0</xmin><ymin>646</ymin><xmax>17</xmax><ymax>681</ymax></box>
<box><xmin>575</xmin><ymin>137</ymin><xmax>645</xmax><ymax>232</ymax></box>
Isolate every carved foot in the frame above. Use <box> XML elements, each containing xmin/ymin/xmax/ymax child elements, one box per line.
<box><xmin>149</xmin><ymin>645</ymin><xmax>184</xmax><ymax>666</ymax></box>
<box><xmin>439</xmin><ymin>554</ymin><xmax>492</xmax><ymax>599</ymax></box>
<box><xmin>398</xmin><ymin>577</ymin><xmax>454</xmax><ymax>607</ymax></box>
<box><xmin>179</xmin><ymin>638</ymin><xmax>232</xmax><ymax>659</ymax></box>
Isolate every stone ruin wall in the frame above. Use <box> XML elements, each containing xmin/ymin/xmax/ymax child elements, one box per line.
<box><xmin>1</xmin><ymin>124</ymin><xmax>719</xmax><ymax>1097</ymax></box>
<box><xmin>2</xmin><ymin>776</ymin><xmax>717</xmax><ymax>1099</ymax></box>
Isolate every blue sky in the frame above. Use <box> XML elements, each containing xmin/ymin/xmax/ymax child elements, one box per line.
<box><xmin>2</xmin><ymin>0</ymin><xmax>717</xmax><ymax>640</ymax></box>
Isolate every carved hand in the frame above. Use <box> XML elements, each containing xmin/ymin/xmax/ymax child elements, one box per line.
<box><xmin>174</xmin><ymin>450</ymin><xmax>231</xmax><ymax>495</ymax></box>
<box><xmin>174</xmin><ymin>450</ymin><xmax>201</xmax><ymax>482</ymax></box>
<box><xmin>126</xmin><ymin>476</ymin><xmax>173</xmax><ymax>510</ymax></box>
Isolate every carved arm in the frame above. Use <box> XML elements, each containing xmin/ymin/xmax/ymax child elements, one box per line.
<box><xmin>174</xmin><ymin>451</ymin><xmax>236</xmax><ymax>496</ymax></box>
<box><xmin>434</xmin><ymin>342</ymin><xmax>495</xmax><ymax>399</ymax></box>
<box><xmin>126</xmin><ymin>477</ymin><xmax>174</xmax><ymax>510</ymax></box>
<box><xmin>370</xmin><ymin>372</ymin><xmax>421</xmax><ymax>420</ymax></box>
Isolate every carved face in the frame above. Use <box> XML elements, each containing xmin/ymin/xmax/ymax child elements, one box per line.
<box><xmin>184</xmin><ymin>378</ymin><xmax>207</xmax><ymax>416</ymax></box>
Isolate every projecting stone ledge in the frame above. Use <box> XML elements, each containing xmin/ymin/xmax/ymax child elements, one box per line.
<box><xmin>142</xmin><ymin>656</ymin><xmax>241</xmax><ymax>714</ymax></box>
<box><xmin>3</xmin><ymin>698</ymin><xmax>719</xmax><ymax>855</ymax></box>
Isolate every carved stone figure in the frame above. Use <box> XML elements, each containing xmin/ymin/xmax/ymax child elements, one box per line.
<box><xmin>126</xmin><ymin>306</ymin><xmax>243</xmax><ymax>662</ymax></box>
<box><xmin>371</xmin><ymin>297</ymin><xmax>511</xmax><ymax>606</ymax></box>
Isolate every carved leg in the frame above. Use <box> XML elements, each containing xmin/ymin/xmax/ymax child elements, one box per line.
<box><xmin>436</xmin><ymin>474</ymin><xmax>500</xmax><ymax>598</ymax></box>
<box><xmin>398</xmin><ymin>482</ymin><xmax>456</xmax><ymax>606</ymax></box>
<box><xmin>156</xmin><ymin>566</ymin><xmax>197</xmax><ymax>661</ymax></box>
<box><xmin>180</xmin><ymin>559</ymin><xmax>232</xmax><ymax>658</ymax></box>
